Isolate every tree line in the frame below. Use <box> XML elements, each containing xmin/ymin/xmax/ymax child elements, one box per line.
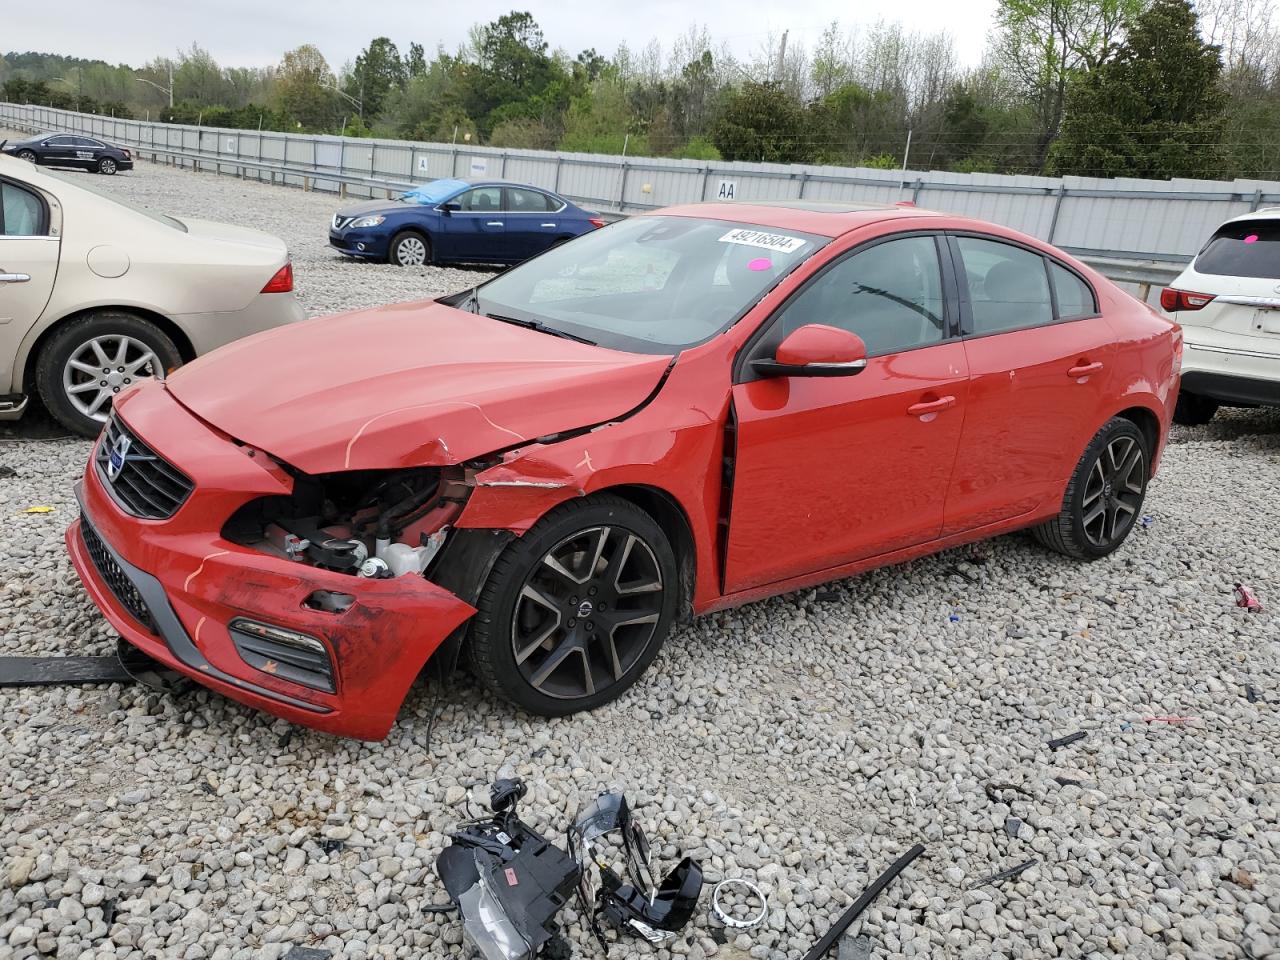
<box><xmin>2</xmin><ymin>0</ymin><xmax>1278</xmax><ymax>181</ymax></box>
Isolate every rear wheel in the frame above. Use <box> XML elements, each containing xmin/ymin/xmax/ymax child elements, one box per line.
<box><xmin>1033</xmin><ymin>417</ymin><xmax>1149</xmax><ymax>561</ymax></box>
<box><xmin>97</xmin><ymin>157</ymin><xmax>118</xmax><ymax>175</ymax></box>
<box><xmin>1173</xmin><ymin>391</ymin><xmax>1218</xmax><ymax>426</ymax></box>
<box><xmin>469</xmin><ymin>495</ymin><xmax>679</xmax><ymax>716</ymax></box>
<box><xmin>17</xmin><ymin>149</ymin><xmax>37</xmax><ymax>163</ymax></box>
<box><xmin>35</xmin><ymin>312</ymin><xmax>183</xmax><ymax>437</ymax></box>
<box><xmin>389</xmin><ymin>231</ymin><xmax>430</xmax><ymax>266</ymax></box>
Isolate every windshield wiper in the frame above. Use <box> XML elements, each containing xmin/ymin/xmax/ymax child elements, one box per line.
<box><xmin>485</xmin><ymin>313</ymin><xmax>597</xmax><ymax>346</ymax></box>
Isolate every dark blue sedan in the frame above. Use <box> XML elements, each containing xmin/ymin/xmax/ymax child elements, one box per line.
<box><xmin>329</xmin><ymin>178</ymin><xmax>604</xmax><ymax>266</ymax></box>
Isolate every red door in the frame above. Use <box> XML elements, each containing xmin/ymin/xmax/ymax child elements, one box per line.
<box><xmin>941</xmin><ymin>235</ymin><xmax>1117</xmax><ymax>534</ymax></box>
<box><xmin>723</xmin><ymin>233</ymin><xmax>969</xmax><ymax>594</ymax></box>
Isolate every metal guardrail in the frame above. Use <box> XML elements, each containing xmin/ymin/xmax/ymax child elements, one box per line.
<box><xmin>4</xmin><ymin>117</ymin><xmax>1188</xmax><ymax>294</ymax></box>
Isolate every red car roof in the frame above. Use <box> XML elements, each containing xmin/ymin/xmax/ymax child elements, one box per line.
<box><xmin>654</xmin><ymin>201</ymin><xmax>944</xmax><ymax>238</ymax></box>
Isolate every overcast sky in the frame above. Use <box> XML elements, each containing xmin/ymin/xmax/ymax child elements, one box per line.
<box><xmin>5</xmin><ymin>0</ymin><xmax>999</xmax><ymax>71</ymax></box>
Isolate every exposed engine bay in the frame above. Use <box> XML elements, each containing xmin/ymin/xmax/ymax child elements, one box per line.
<box><xmin>223</xmin><ymin>465</ymin><xmax>473</xmax><ymax>582</ymax></box>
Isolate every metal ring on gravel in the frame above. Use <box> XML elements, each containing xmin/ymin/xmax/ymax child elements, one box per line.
<box><xmin>711</xmin><ymin>878</ymin><xmax>768</xmax><ymax>929</ymax></box>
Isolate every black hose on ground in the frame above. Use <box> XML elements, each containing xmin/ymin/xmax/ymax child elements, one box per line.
<box><xmin>800</xmin><ymin>843</ymin><xmax>926</xmax><ymax>960</ymax></box>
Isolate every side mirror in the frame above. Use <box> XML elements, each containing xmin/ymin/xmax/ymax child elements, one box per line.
<box><xmin>440</xmin><ymin>201</ymin><xmax>461</xmax><ymax>215</ymax></box>
<box><xmin>751</xmin><ymin>324</ymin><xmax>868</xmax><ymax>378</ymax></box>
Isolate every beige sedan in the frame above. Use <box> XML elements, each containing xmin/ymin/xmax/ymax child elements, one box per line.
<box><xmin>0</xmin><ymin>152</ymin><xmax>305</xmax><ymax>435</ymax></box>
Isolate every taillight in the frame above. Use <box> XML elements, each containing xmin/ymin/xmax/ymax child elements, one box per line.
<box><xmin>1159</xmin><ymin>288</ymin><xmax>1215</xmax><ymax>311</ymax></box>
<box><xmin>588</xmin><ymin>217</ymin><xmax>606</xmax><ymax>229</ymax></box>
<box><xmin>261</xmin><ymin>262</ymin><xmax>294</xmax><ymax>293</ymax></box>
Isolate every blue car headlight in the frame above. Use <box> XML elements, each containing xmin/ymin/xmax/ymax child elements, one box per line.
<box><xmin>348</xmin><ymin>215</ymin><xmax>385</xmax><ymax>229</ymax></box>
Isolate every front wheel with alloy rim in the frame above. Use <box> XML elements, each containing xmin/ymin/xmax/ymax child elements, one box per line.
<box><xmin>389</xmin><ymin>231</ymin><xmax>430</xmax><ymax>266</ymax></box>
<box><xmin>1033</xmin><ymin>417</ymin><xmax>1149</xmax><ymax>560</ymax></box>
<box><xmin>17</xmin><ymin>150</ymin><xmax>36</xmax><ymax>162</ymax></box>
<box><xmin>97</xmin><ymin>157</ymin><xmax>118</xmax><ymax>175</ymax></box>
<box><xmin>35</xmin><ymin>311</ymin><xmax>183</xmax><ymax>437</ymax></box>
<box><xmin>469</xmin><ymin>495</ymin><xmax>679</xmax><ymax>716</ymax></box>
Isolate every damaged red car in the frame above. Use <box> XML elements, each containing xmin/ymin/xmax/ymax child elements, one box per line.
<box><xmin>66</xmin><ymin>202</ymin><xmax>1181</xmax><ymax>739</ymax></box>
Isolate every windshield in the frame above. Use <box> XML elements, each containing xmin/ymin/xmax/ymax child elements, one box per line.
<box><xmin>473</xmin><ymin>216</ymin><xmax>826</xmax><ymax>353</ymax></box>
<box><xmin>401</xmin><ymin>178</ymin><xmax>467</xmax><ymax>205</ymax></box>
<box><xmin>39</xmin><ymin>167</ymin><xmax>188</xmax><ymax>232</ymax></box>
<box><xmin>1195</xmin><ymin>219</ymin><xmax>1280</xmax><ymax>280</ymax></box>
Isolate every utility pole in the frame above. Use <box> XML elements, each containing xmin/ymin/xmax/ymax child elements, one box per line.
<box><xmin>901</xmin><ymin>129</ymin><xmax>913</xmax><ymax>177</ymax></box>
<box><xmin>777</xmin><ymin>30</ymin><xmax>789</xmax><ymax>84</ymax></box>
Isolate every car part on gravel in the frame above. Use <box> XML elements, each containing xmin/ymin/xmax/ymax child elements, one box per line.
<box><xmin>0</xmin><ymin>654</ymin><xmax>134</xmax><ymax>687</ymax></box>
<box><xmin>568</xmin><ymin>790</ymin><xmax>704</xmax><ymax>949</ymax></box>
<box><xmin>116</xmin><ymin>638</ymin><xmax>190</xmax><ymax>693</ymax></box>
<box><xmin>800</xmin><ymin>844</ymin><xmax>926</xmax><ymax>960</ymax></box>
<box><xmin>711</xmin><ymin>878</ymin><xmax>768</xmax><ymax>929</ymax></box>
<box><xmin>1047</xmin><ymin>730</ymin><xmax>1087</xmax><ymax>750</ymax></box>
<box><xmin>1234</xmin><ymin>582</ymin><xmax>1263</xmax><ymax>611</ymax></box>
<box><xmin>974</xmin><ymin>859</ymin><xmax>1037</xmax><ymax>888</ymax></box>
<box><xmin>435</xmin><ymin>778</ymin><xmax>581</xmax><ymax>960</ymax></box>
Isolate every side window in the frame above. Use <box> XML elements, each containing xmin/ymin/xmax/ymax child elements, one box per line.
<box><xmin>46</xmin><ymin>136</ymin><xmax>75</xmax><ymax>146</ymax></box>
<box><xmin>506</xmin><ymin>187</ymin><xmax>553</xmax><ymax>212</ymax></box>
<box><xmin>776</xmin><ymin>235</ymin><xmax>946</xmax><ymax>356</ymax></box>
<box><xmin>956</xmin><ymin>237</ymin><xmax>1053</xmax><ymax>335</ymax></box>
<box><xmin>75</xmin><ymin>138</ymin><xmax>104</xmax><ymax>148</ymax></box>
<box><xmin>0</xmin><ymin>182</ymin><xmax>45</xmax><ymax>236</ymax></box>
<box><xmin>455</xmin><ymin>187</ymin><xmax>502</xmax><ymax>212</ymax></box>
<box><xmin>1050</xmin><ymin>262</ymin><xmax>1096</xmax><ymax>319</ymax></box>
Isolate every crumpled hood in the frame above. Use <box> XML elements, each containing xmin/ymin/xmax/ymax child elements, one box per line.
<box><xmin>165</xmin><ymin>301</ymin><xmax>670</xmax><ymax>474</ymax></box>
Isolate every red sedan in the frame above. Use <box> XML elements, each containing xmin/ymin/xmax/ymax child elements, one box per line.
<box><xmin>66</xmin><ymin>202</ymin><xmax>1181</xmax><ymax>739</ymax></box>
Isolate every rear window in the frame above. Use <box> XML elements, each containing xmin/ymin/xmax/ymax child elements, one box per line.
<box><xmin>1194</xmin><ymin>219</ymin><xmax>1280</xmax><ymax>279</ymax></box>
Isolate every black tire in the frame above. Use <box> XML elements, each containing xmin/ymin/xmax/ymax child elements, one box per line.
<box><xmin>97</xmin><ymin>157</ymin><xmax>118</xmax><ymax>175</ymax></box>
<box><xmin>1033</xmin><ymin>417</ymin><xmax>1149</xmax><ymax>561</ymax></box>
<box><xmin>17</xmin><ymin>149</ymin><xmax>37</xmax><ymax>163</ymax></box>
<box><xmin>1173</xmin><ymin>391</ymin><xmax>1218</xmax><ymax>426</ymax></box>
<box><xmin>388</xmin><ymin>230</ymin><xmax>430</xmax><ymax>266</ymax></box>
<box><xmin>468</xmin><ymin>494</ymin><xmax>679</xmax><ymax>716</ymax></box>
<box><xmin>35</xmin><ymin>312</ymin><xmax>183</xmax><ymax>437</ymax></box>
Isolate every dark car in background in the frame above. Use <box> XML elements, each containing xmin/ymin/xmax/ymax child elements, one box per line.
<box><xmin>1</xmin><ymin>132</ymin><xmax>134</xmax><ymax>175</ymax></box>
<box><xmin>329</xmin><ymin>177</ymin><xmax>605</xmax><ymax>266</ymax></box>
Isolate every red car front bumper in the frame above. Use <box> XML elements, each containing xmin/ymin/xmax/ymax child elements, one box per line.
<box><xmin>65</xmin><ymin>384</ymin><xmax>476</xmax><ymax>740</ymax></box>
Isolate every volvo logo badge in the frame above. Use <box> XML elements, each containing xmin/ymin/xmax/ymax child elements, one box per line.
<box><xmin>106</xmin><ymin>433</ymin><xmax>132</xmax><ymax>481</ymax></box>
<box><xmin>577</xmin><ymin>600</ymin><xmax>594</xmax><ymax>618</ymax></box>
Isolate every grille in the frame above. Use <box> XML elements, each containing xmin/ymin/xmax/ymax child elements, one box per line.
<box><xmin>332</xmin><ymin>214</ymin><xmax>352</xmax><ymax>230</ymax></box>
<box><xmin>95</xmin><ymin>416</ymin><xmax>193</xmax><ymax>520</ymax></box>
<box><xmin>80</xmin><ymin>515</ymin><xmax>155</xmax><ymax>633</ymax></box>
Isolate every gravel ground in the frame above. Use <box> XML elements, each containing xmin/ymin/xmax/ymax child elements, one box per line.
<box><xmin>2</xmin><ymin>151</ymin><xmax>1278</xmax><ymax>960</ymax></box>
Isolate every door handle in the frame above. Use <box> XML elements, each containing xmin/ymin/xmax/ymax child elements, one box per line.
<box><xmin>485</xmin><ymin>221</ymin><xmax>504</xmax><ymax>227</ymax></box>
<box><xmin>0</xmin><ymin>273</ymin><xmax>32</xmax><ymax>284</ymax></box>
<box><xmin>541</xmin><ymin>222</ymin><xmax>557</xmax><ymax>228</ymax></box>
<box><xmin>1068</xmin><ymin>361</ymin><xmax>1104</xmax><ymax>378</ymax></box>
<box><xmin>907</xmin><ymin>395</ymin><xmax>956</xmax><ymax>416</ymax></box>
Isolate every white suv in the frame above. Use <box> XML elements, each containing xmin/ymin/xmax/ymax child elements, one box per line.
<box><xmin>1162</xmin><ymin>208</ymin><xmax>1280</xmax><ymax>425</ymax></box>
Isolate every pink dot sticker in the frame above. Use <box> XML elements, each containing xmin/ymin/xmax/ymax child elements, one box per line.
<box><xmin>1244</xmin><ymin>234</ymin><xmax>1258</xmax><ymax>244</ymax></box>
<box><xmin>747</xmin><ymin>257</ymin><xmax>772</xmax><ymax>271</ymax></box>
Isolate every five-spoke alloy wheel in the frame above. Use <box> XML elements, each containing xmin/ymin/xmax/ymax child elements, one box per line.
<box><xmin>1034</xmin><ymin>417</ymin><xmax>1149</xmax><ymax>560</ymax></box>
<box><xmin>470</xmin><ymin>496</ymin><xmax>679</xmax><ymax>715</ymax></box>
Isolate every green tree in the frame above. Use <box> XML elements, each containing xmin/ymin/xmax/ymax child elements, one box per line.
<box><xmin>345</xmin><ymin>37</ymin><xmax>406</xmax><ymax>119</ymax></box>
<box><xmin>274</xmin><ymin>44</ymin><xmax>336</xmax><ymax>130</ymax></box>
<box><xmin>1052</xmin><ymin>0</ymin><xmax>1227</xmax><ymax>178</ymax></box>
<box><xmin>404</xmin><ymin>42</ymin><xmax>427</xmax><ymax>79</ymax></box>
<box><xmin>994</xmin><ymin>0</ymin><xmax>1146</xmax><ymax>170</ymax></box>
<box><xmin>712</xmin><ymin>82</ymin><xmax>811</xmax><ymax>162</ymax></box>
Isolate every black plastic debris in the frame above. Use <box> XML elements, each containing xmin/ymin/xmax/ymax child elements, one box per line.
<box><xmin>0</xmin><ymin>465</ymin><xmax>16</xmax><ymax>478</ymax></box>
<box><xmin>975</xmin><ymin>859</ymin><xmax>1036</xmax><ymax>887</ymax></box>
<box><xmin>1053</xmin><ymin>776</ymin><xmax>1083</xmax><ymax>788</ymax></box>
<box><xmin>1246</xmin><ymin>685</ymin><xmax>1263</xmax><ymax>703</ymax></box>
<box><xmin>1047</xmin><ymin>731</ymin><xmax>1087</xmax><ymax>750</ymax></box>
<box><xmin>983</xmin><ymin>783</ymin><xmax>1031</xmax><ymax>803</ymax></box>
<box><xmin>801</xmin><ymin>844</ymin><xmax>925</xmax><ymax>960</ymax></box>
<box><xmin>569</xmin><ymin>790</ymin><xmax>703</xmax><ymax>949</ymax></box>
<box><xmin>0</xmin><ymin>655</ymin><xmax>133</xmax><ymax>688</ymax></box>
<box><xmin>283</xmin><ymin>948</ymin><xmax>332</xmax><ymax>960</ymax></box>
<box><xmin>435</xmin><ymin>777</ymin><xmax>581</xmax><ymax>960</ymax></box>
<box><xmin>320</xmin><ymin>839</ymin><xmax>345</xmax><ymax>856</ymax></box>
<box><xmin>1004</xmin><ymin>817</ymin><xmax>1023</xmax><ymax>838</ymax></box>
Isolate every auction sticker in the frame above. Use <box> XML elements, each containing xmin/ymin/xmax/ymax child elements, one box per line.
<box><xmin>719</xmin><ymin>228</ymin><xmax>806</xmax><ymax>254</ymax></box>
